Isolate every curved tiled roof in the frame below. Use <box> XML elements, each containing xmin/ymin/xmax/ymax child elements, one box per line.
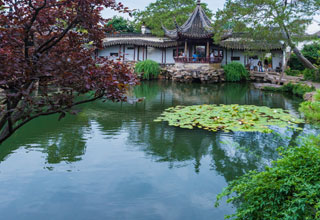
<box><xmin>162</xmin><ymin>0</ymin><xmax>213</xmax><ymax>39</ymax></box>
<box><xmin>220</xmin><ymin>38</ymin><xmax>284</xmax><ymax>50</ymax></box>
<box><xmin>103</xmin><ymin>35</ymin><xmax>178</xmax><ymax>48</ymax></box>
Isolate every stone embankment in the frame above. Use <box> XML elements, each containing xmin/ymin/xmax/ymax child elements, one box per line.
<box><xmin>161</xmin><ymin>65</ymin><xmax>225</xmax><ymax>83</ymax></box>
<box><xmin>160</xmin><ymin>64</ymin><xmax>305</xmax><ymax>84</ymax></box>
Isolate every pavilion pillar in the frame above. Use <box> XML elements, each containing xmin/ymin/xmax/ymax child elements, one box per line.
<box><xmin>146</xmin><ymin>46</ymin><xmax>148</xmax><ymax>60</ymax></box>
<box><xmin>206</xmin><ymin>41</ymin><xmax>210</xmax><ymax>58</ymax></box>
<box><xmin>165</xmin><ymin>48</ymin><xmax>167</xmax><ymax>63</ymax></box>
<box><xmin>143</xmin><ymin>46</ymin><xmax>145</xmax><ymax>61</ymax></box>
<box><xmin>161</xmin><ymin>48</ymin><xmax>164</xmax><ymax>64</ymax></box>
<box><xmin>184</xmin><ymin>41</ymin><xmax>188</xmax><ymax>57</ymax></box>
<box><xmin>133</xmin><ymin>46</ymin><xmax>136</xmax><ymax>61</ymax></box>
<box><xmin>123</xmin><ymin>45</ymin><xmax>126</xmax><ymax>61</ymax></box>
<box><xmin>176</xmin><ymin>45</ymin><xmax>179</xmax><ymax>57</ymax></box>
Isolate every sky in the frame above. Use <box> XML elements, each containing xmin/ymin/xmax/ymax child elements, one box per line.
<box><xmin>102</xmin><ymin>0</ymin><xmax>320</xmax><ymax>34</ymax></box>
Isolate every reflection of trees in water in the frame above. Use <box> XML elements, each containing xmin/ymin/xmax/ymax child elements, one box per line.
<box><xmin>0</xmin><ymin>81</ymin><xmax>309</xmax><ymax>179</ymax></box>
<box><xmin>133</xmin><ymin>81</ymin><xmax>161</xmax><ymax>100</ymax></box>
<box><xmin>0</xmin><ymin>114</ymin><xmax>90</xmax><ymax>165</ymax></box>
<box><xmin>124</xmin><ymin>117</ymin><xmax>304</xmax><ymax>181</ymax></box>
<box><xmin>81</xmin><ymin>81</ymin><xmax>308</xmax><ymax>182</ymax></box>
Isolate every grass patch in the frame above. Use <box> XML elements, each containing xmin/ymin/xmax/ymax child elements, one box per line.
<box><xmin>264</xmin><ymin>82</ymin><xmax>315</xmax><ymax>98</ymax></box>
<box><xmin>135</xmin><ymin>60</ymin><xmax>160</xmax><ymax>80</ymax></box>
<box><xmin>223</xmin><ymin>62</ymin><xmax>249</xmax><ymax>82</ymax></box>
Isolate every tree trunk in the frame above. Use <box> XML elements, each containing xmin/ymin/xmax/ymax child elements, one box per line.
<box><xmin>281</xmin><ymin>23</ymin><xmax>318</xmax><ymax>70</ymax></box>
<box><xmin>292</xmin><ymin>47</ymin><xmax>317</xmax><ymax>70</ymax></box>
<box><xmin>278</xmin><ymin>49</ymin><xmax>292</xmax><ymax>85</ymax></box>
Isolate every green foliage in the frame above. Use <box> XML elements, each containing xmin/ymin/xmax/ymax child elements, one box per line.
<box><xmin>154</xmin><ymin>104</ymin><xmax>303</xmax><ymax>133</ymax></box>
<box><xmin>303</xmin><ymin>69</ymin><xmax>320</xmax><ymax>82</ymax></box>
<box><xmin>216</xmin><ymin>135</ymin><xmax>320</xmax><ymax>220</ymax></box>
<box><xmin>314</xmin><ymin>90</ymin><xmax>320</xmax><ymax>102</ymax></box>
<box><xmin>223</xmin><ymin>62</ymin><xmax>249</xmax><ymax>82</ymax></box>
<box><xmin>213</xmin><ymin>0</ymin><xmax>319</xmax><ymax>70</ymax></box>
<box><xmin>288</xmin><ymin>54</ymin><xmax>306</xmax><ymax>71</ymax></box>
<box><xmin>286</xmin><ymin>83</ymin><xmax>315</xmax><ymax>98</ymax></box>
<box><xmin>106</xmin><ymin>16</ymin><xmax>136</xmax><ymax>33</ymax></box>
<box><xmin>135</xmin><ymin>60</ymin><xmax>161</xmax><ymax>80</ymax></box>
<box><xmin>300</xmin><ymin>101</ymin><xmax>320</xmax><ymax>123</ymax></box>
<box><xmin>285</xmin><ymin>69</ymin><xmax>301</xmax><ymax>76</ymax></box>
<box><xmin>288</xmin><ymin>42</ymin><xmax>320</xmax><ymax>70</ymax></box>
<box><xmin>133</xmin><ymin>0</ymin><xmax>213</xmax><ymax>36</ymax></box>
<box><xmin>299</xmin><ymin>90</ymin><xmax>320</xmax><ymax>122</ymax></box>
<box><xmin>264</xmin><ymin>83</ymin><xmax>315</xmax><ymax>98</ymax></box>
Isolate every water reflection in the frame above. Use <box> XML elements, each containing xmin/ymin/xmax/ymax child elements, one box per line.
<box><xmin>1</xmin><ymin>113</ymin><xmax>90</xmax><ymax>165</ymax></box>
<box><xmin>0</xmin><ymin>81</ymin><xmax>318</xmax><ymax>220</ymax></box>
<box><xmin>1</xmin><ymin>81</ymin><xmax>308</xmax><ymax>178</ymax></box>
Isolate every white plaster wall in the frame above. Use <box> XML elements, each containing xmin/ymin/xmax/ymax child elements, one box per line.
<box><xmin>146</xmin><ymin>47</ymin><xmax>163</xmax><ymax>63</ymax></box>
<box><xmin>124</xmin><ymin>45</ymin><xmax>135</xmax><ymax>61</ymax></box>
<box><xmin>223</xmin><ymin>49</ymin><xmax>246</xmax><ymax>66</ymax></box>
<box><xmin>166</xmin><ymin>48</ymin><xmax>175</xmax><ymax>64</ymax></box>
<box><xmin>272</xmin><ymin>51</ymin><xmax>283</xmax><ymax>70</ymax></box>
<box><xmin>137</xmin><ymin>47</ymin><xmax>145</xmax><ymax>61</ymax></box>
<box><xmin>98</xmin><ymin>46</ymin><xmax>121</xmax><ymax>61</ymax></box>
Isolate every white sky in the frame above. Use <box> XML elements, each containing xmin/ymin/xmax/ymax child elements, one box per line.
<box><xmin>102</xmin><ymin>0</ymin><xmax>320</xmax><ymax>34</ymax></box>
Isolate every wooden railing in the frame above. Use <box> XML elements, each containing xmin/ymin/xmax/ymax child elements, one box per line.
<box><xmin>174</xmin><ymin>57</ymin><xmax>223</xmax><ymax>64</ymax></box>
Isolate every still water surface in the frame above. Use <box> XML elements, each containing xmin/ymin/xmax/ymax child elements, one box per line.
<box><xmin>0</xmin><ymin>81</ymin><xmax>319</xmax><ymax>220</ymax></box>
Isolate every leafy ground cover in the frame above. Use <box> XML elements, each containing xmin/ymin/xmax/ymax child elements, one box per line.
<box><xmin>215</xmin><ymin>135</ymin><xmax>320</xmax><ymax>220</ymax></box>
<box><xmin>299</xmin><ymin>90</ymin><xmax>320</xmax><ymax>123</ymax></box>
<box><xmin>264</xmin><ymin>83</ymin><xmax>315</xmax><ymax>98</ymax></box>
<box><xmin>154</xmin><ymin>104</ymin><xmax>303</xmax><ymax>133</ymax></box>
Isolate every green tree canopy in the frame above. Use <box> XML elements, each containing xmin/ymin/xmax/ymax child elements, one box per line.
<box><xmin>107</xmin><ymin>16</ymin><xmax>136</xmax><ymax>33</ymax></box>
<box><xmin>289</xmin><ymin>42</ymin><xmax>320</xmax><ymax>70</ymax></box>
<box><xmin>133</xmin><ymin>0</ymin><xmax>213</xmax><ymax>36</ymax></box>
<box><xmin>213</xmin><ymin>0</ymin><xmax>320</xmax><ymax>70</ymax></box>
<box><xmin>216</xmin><ymin>135</ymin><xmax>320</xmax><ymax>219</ymax></box>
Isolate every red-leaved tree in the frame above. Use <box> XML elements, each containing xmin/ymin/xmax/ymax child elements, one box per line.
<box><xmin>0</xmin><ymin>0</ymin><xmax>138</xmax><ymax>143</ymax></box>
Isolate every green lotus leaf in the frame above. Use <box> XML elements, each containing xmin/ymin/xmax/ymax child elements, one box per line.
<box><xmin>154</xmin><ymin>104</ymin><xmax>304</xmax><ymax>133</ymax></box>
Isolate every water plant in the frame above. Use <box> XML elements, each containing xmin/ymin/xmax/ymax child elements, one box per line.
<box><xmin>223</xmin><ymin>62</ymin><xmax>249</xmax><ymax>82</ymax></box>
<box><xmin>154</xmin><ymin>104</ymin><xmax>303</xmax><ymax>133</ymax></box>
<box><xmin>135</xmin><ymin>60</ymin><xmax>161</xmax><ymax>80</ymax></box>
<box><xmin>215</xmin><ymin>135</ymin><xmax>320</xmax><ymax>220</ymax></box>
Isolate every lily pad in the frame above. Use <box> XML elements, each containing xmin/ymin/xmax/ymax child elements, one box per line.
<box><xmin>154</xmin><ymin>104</ymin><xmax>304</xmax><ymax>133</ymax></box>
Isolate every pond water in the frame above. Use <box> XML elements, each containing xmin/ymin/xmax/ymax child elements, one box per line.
<box><xmin>0</xmin><ymin>81</ymin><xmax>319</xmax><ymax>220</ymax></box>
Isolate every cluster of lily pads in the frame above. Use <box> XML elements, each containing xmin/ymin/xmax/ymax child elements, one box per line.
<box><xmin>154</xmin><ymin>104</ymin><xmax>304</xmax><ymax>133</ymax></box>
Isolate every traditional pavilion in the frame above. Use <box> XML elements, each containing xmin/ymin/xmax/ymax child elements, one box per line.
<box><xmin>98</xmin><ymin>0</ymin><xmax>285</xmax><ymax>70</ymax></box>
<box><xmin>162</xmin><ymin>0</ymin><xmax>224</xmax><ymax>63</ymax></box>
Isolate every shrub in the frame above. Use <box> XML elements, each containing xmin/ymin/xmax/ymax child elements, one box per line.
<box><xmin>216</xmin><ymin>135</ymin><xmax>320</xmax><ymax>220</ymax></box>
<box><xmin>223</xmin><ymin>62</ymin><xmax>249</xmax><ymax>82</ymax></box>
<box><xmin>299</xmin><ymin>101</ymin><xmax>320</xmax><ymax>122</ymax></box>
<box><xmin>314</xmin><ymin>90</ymin><xmax>320</xmax><ymax>102</ymax></box>
<box><xmin>135</xmin><ymin>60</ymin><xmax>161</xmax><ymax>80</ymax></box>
<box><xmin>285</xmin><ymin>69</ymin><xmax>301</xmax><ymax>76</ymax></box>
<box><xmin>288</xmin><ymin>42</ymin><xmax>320</xmax><ymax>70</ymax></box>
<box><xmin>299</xmin><ymin>90</ymin><xmax>320</xmax><ymax>122</ymax></box>
<box><xmin>290</xmin><ymin>83</ymin><xmax>315</xmax><ymax>97</ymax></box>
<box><xmin>303</xmin><ymin>69</ymin><xmax>320</xmax><ymax>82</ymax></box>
<box><xmin>264</xmin><ymin>83</ymin><xmax>315</xmax><ymax>98</ymax></box>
